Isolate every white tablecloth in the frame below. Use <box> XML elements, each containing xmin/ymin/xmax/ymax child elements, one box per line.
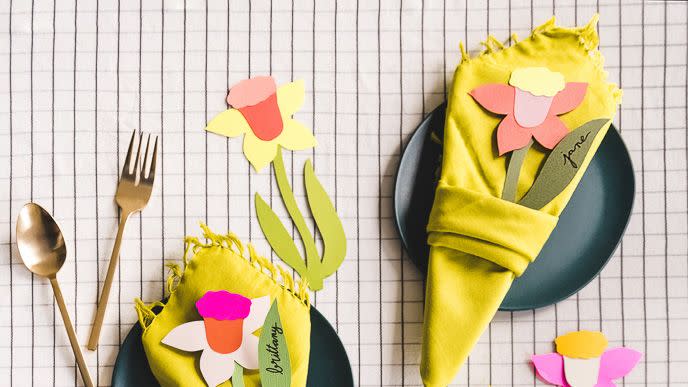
<box><xmin>1</xmin><ymin>0</ymin><xmax>687</xmax><ymax>385</ymax></box>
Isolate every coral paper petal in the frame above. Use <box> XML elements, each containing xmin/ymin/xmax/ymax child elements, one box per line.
<box><xmin>276</xmin><ymin>79</ymin><xmax>306</xmax><ymax>117</ymax></box>
<box><xmin>598</xmin><ymin>347</ymin><xmax>643</xmax><ymax>383</ymax></box>
<box><xmin>199</xmin><ymin>348</ymin><xmax>235</xmax><ymax>387</ymax></box>
<box><xmin>243</xmin><ymin>133</ymin><xmax>279</xmax><ymax>172</ymax></box>
<box><xmin>243</xmin><ymin>296</ymin><xmax>271</xmax><ymax>334</ymax></box>
<box><xmin>497</xmin><ymin>114</ymin><xmax>533</xmax><ymax>155</ymax></box>
<box><xmin>549</xmin><ymin>82</ymin><xmax>588</xmax><ymax>114</ymax></box>
<box><xmin>530</xmin><ymin>115</ymin><xmax>569</xmax><ymax>150</ymax></box>
<box><xmin>276</xmin><ymin>119</ymin><xmax>318</xmax><ymax>151</ymax></box>
<box><xmin>205</xmin><ymin>109</ymin><xmax>251</xmax><ymax>138</ymax></box>
<box><xmin>237</xmin><ymin>93</ymin><xmax>284</xmax><ymax>141</ymax></box>
<box><xmin>469</xmin><ymin>84</ymin><xmax>515</xmax><ymax>115</ymax></box>
<box><xmin>161</xmin><ymin>321</ymin><xmax>207</xmax><ymax>352</ymax></box>
<box><xmin>531</xmin><ymin>353</ymin><xmax>570</xmax><ymax>386</ymax></box>
<box><xmin>233</xmin><ymin>333</ymin><xmax>260</xmax><ymax>370</ymax></box>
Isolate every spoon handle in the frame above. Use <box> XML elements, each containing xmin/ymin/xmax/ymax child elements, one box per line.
<box><xmin>50</xmin><ymin>277</ymin><xmax>94</xmax><ymax>387</ymax></box>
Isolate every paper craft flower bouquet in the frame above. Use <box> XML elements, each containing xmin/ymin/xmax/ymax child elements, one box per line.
<box><xmin>421</xmin><ymin>15</ymin><xmax>623</xmax><ymax>386</ymax></box>
<box><xmin>206</xmin><ymin>76</ymin><xmax>346</xmax><ymax>291</ymax></box>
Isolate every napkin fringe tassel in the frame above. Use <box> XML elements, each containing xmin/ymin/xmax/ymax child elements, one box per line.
<box><xmin>135</xmin><ymin>223</ymin><xmax>310</xmax><ymax>329</ymax></box>
<box><xmin>458</xmin><ymin>14</ymin><xmax>622</xmax><ymax>105</ymax></box>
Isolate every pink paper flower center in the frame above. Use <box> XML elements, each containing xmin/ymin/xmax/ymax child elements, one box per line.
<box><xmin>195</xmin><ymin>290</ymin><xmax>252</xmax><ymax>321</ymax></box>
<box><xmin>227</xmin><ymin>76</ymin><xmax>284</xmax><ymax>141</ymax></box>
<box><xmin>513</xmin><ymin>87</ymin><xmax>554</xmax><ymax>128</ymax></box>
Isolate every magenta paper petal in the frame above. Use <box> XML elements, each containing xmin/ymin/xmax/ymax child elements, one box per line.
<box><xmin>195</xmin><ymin>290</ymin><xmax>252</xmax><ymax>321</ymax></box>
<box><xmin>549</xmin><ymin>82</ymin><xmax>588</xmax><ymax>115</ymax></box>
<box><xmin>530</xmin><ymin>115</ymin><xmax>569</xmax><ymax>150</ymax></box>
<box><xmin>532</xmin><ymin>353</ymin><xmax>570</xmax><ymax>386</ymax></box>
<box><xmin>497</xmin><ymin>113</ymin><xmax>533</xmax><ymax>155</ymax></box>
<box><xmin>597</xmin><ymin>347</ymin><xmax>642</xmax><ymax>385</ymax></box>
<box><xmin>469</xmin><ymin>84</ymin><xmax>515</xmax><ymax>115</ymax></box>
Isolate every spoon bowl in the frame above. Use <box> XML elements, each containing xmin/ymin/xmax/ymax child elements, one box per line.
<box><xmin>16</xmin><ymin>203</ymin><xmax>66</xmax><ymax>278</ymax></box>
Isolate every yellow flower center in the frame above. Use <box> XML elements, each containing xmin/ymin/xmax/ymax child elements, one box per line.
<box><xmin>555</xmin><ymin>330</ymin><xmax>608</xmax><ymax>359</ymax></box>
<box><xmin>509</xmin><ymin>67</ymin><xmax>565</xmax><ymax>97</ymax></box>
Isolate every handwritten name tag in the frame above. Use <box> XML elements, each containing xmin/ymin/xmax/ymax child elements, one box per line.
<box><xmin>519</xmin><ymin>119</ymin><xmax>609</xmax><ymax>209</ymax></box>
<box><xmin>266</xmin><ymin>324</ymin><xmax>285</xmax><ymax>374</ymax></box>
<box><xmin>562</xmin><ymin>132</ymin><xmax>591</xmax><ymax>169</ymax></box>
<box><xmin>259</xmin><ymin>301</ymin><xmax>292</xmax><ymax>387</ymax></box>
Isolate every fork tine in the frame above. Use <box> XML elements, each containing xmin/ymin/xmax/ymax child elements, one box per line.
<box><xmin>142</xmin><ymin>133</ymin><xmax>151</xmax><ymax>177</ymax></box>
<box><xmin>121</xmin><ymin>130</ymin><xmax>136</xmax><ymax>176</ymax></box>
<box><xmin>146</xmin><ymin>136</ymin><xmax>159</xmax><ymax>182</ymax></box>
<box><xmin>132</xmin><ymin>132</ymin><xmax>143</xmax><ymax>177</ymax></box>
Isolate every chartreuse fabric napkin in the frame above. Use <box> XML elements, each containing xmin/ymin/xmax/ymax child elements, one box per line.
<box><xmin>421</xmin><ymin>16</ymin><xmax>621</xmax><ymax>387</ymax></box>
<box><xmin>135</xmin><ymin>225</ymin><xmax>311</xmax><ymax>387</ymax></box>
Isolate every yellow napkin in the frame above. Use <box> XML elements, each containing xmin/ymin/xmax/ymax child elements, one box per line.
<box><xmin>421</xmin><ymin>15</ymin><xmax>621</xmax><ymax>386</ymax></box>
<box><xmin>135</xmin><ymin>225</ymin><xmax>311</xmax><ymax>387</ymax></box>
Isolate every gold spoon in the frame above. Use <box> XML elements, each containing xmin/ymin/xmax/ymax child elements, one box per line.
<box><xmin>16</xmin><ymin>203</ymin><xmax>94</xmax><ymax>387</ymax></box>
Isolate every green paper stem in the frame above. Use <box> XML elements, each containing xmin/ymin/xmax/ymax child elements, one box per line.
<box><xmin>304</xmin><ymin>159</ymin><xmax>347</xmax><ymax>280</ymax></box>
<box><xmin>502</xmin><ymin>140</ymin><xmax>533</xmax><ymax>202</ymax></box>
<box><xmin>232</xmin><ymin>362</ymin><xmax>245</xmax><ymax>387</ymax></box>
<box><xmin>255</xmin><ymin>194</ymin><xmax>307</xmax><ymax>275</ymax></box>
<box><xmin>272</xmin><ymin>148</ymin><xmax>320</xmax><ymax>272</ymax></box>
<box><xmin>256</xmin><ymin>148</ymin><xmax>346</xmax><ymax>290</ymax></box>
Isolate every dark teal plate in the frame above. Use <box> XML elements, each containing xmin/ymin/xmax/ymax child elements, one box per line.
<box><xmin>394</xmin><ymin>103</ymin><xmax>634</xmax><ymax>311</ymax></box>
<box><xmin>112</xmin><ymin>306</ymin><xmax>353</xmax><ymax>386</ymax></box>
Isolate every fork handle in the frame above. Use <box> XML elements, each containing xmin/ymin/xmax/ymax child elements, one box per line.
<box><xmin>87</xmin><ymin>210</ymin><xmax>130</xmax><ymax>350</ymax></box>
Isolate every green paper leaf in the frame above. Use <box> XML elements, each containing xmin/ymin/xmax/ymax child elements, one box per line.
<box><xmin>304</xmin><ymin>160</ymin><xmax>346</xmax><ymax>279</ymax></box>
<box><xmin>258</xmin><ymin>301</ymin><xmax>291</xmax><ymax>387</ymax></box>
<box><xmin>519</xmin><ymin>118</ymin><xmax>610</xmax><ymax>209</ymax></box>
<box><xmin>255</xmin><ymin>193</ymin><xmax>307</xmax><ymax>274</ymax></box>
<box><xmin>232</xmin><ymin>362</ymin><xmax>245</xmax><ymax>387</ymax></box>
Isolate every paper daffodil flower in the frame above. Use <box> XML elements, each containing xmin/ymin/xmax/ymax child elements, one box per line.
<box><xmin>205</xmin><ymin>76</ymin><xmax>317</xmax><ymax>171</ymax></box>
<box><xmin>532</xmin><ymin>330</ymin><xmax>642</xmax><ymax>387</ymax></box>
<box><xmin>470</xmin><ymin>67</ymin><xmax>588</xmax><ymax>155</ymax></box>
<box><xmin>162</xmin><ymin>291</ymin><xmax>270</xmax><ymax>387</ymax></box>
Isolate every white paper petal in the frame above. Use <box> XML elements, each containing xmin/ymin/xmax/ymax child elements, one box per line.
<box><xmin>563</xmin><ymin>356</ymin><xmax>600</xmax><ymax>387</ymax></box>
<box><xmin>244</xmin><ymin>296</ymin><xmax>271</xmax><ymax>334</ymax></box>
<box><xmin>233</xmin><ymin>334</ymin><xmax>260</xmax><ymax>370</ymax></box>
<box><xmin>200</xmin><ymin>349</ymin><xmax>236</xmax><ymax>387</ymax></box>
<box><xmin>161</xmin><ymin>321</ymin><xmax>207</xmax><ymax>352</ymax></box>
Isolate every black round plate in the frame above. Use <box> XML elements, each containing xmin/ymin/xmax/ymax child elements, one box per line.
<box><xmin>394</xmin><ymin>103</ymin><xmax>634</xmax><ymax>311</ymax></box>
<box><xmin>112</xmin><ymin>306</ymin><xmax>353</xmax><ymax>386</ymax></box>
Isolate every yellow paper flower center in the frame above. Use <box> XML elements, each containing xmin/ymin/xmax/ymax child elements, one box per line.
<box><xmin>555</xmin><ymin>330</ymin><xmax>608</xmax><ymax>359</ymax></box>
<box><xmin>509</xmin><ymin>67</ymin><xmax>565</xmax><ymax>97</ymax></box>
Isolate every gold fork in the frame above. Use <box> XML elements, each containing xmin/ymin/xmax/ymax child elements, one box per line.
<box><xmin>88</xmin><ymin>130</ymin><xmax>158</xmax><ymax>350</ymax></box>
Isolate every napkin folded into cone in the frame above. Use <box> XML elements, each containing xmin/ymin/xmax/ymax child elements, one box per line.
<box><xmin>421</xmin><ymin>15</ymin><xmax>621</xmax><ymax>387</ymax></box>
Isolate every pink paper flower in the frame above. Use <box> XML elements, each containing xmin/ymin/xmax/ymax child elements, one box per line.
<box><xmin>206</xmin><ymin>76</ymin><xmax>317</xmax><ymax>172</ymax></box>
<box><xmin>195</xmin><ymin>291</ymin><xmax>252</xmax><ymax>354</ymax></box>
<box><xmin>162</xmin><ymin>292</ymin><xmax>271</xmax><ymax>386</ymax></box>
<box><xmin>531</xmin><ymin>331</ymin><xmax>642</xmax><ymax>387</ymax></box>
<box><xmin>226</xmin><ymin>76</ymin><xmax>284</xmax><ymax>142</ymax></box>
<box><xmin>470</xmin><ymin>67</ymin><xmax>588</xmax><ymax>155</ymax></box>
